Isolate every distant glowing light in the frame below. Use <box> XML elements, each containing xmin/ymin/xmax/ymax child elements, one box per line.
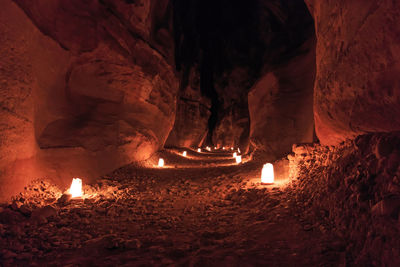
<box><xmin>69</xmin><ymin>178</ymin><xmax>83</xmax><ymax>198</ymax></box>
<box><xmin>261</xmin><ymin>163</ymin><xmax>274</xmax><ymax>184</ymax></box>
<box><xmin>197</xmin><ymin>148</ymin><xmax>201</xmax><ymax>152</ymax></box>
<box><xmin>214</xmin><ymin>146</ymin><xmax>217</xmax><ymax>150</ymax></box>
<box><xmin>206</xmin><ymin>146</ymin><xmax>211</xmax><ymax>151</ymax></box>
<box><xmin>223</xmin><ymin>147</ymin><xmax>226</xmax><ymax>150</ymax></box>
<box><xmin>238</xmin><ymin>148</ymin><xmax>241</xmax><ymax>153</ymax></box>
<box><xmin>233</xmin><ymin>152</ymin><xmax>237</xmax><ymax>158</ymax></box>
<box><xmin>158</xmin><ymin>158</ymin><xmax>165</xmax><ymax>167</ymax></box>
<box><xmin>182</xmin><ymin>151</ymin><xmax>187</xmax><ymax>157</ymax></box>
<box><xmin>231</xmin><ymin>147</ymin><xmax>234</xmax><ymax>150</ymax></box>
<box><xmin>235</xmin><ymin>155</ymin><xmax>242</xmax><ymax>164</ymax></box>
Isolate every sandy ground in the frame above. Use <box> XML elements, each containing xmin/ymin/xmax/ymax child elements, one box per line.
<box><xmin>0</xmin><ymin>148</ymin><xmax>342</xmax><ymax>266</ymax></box>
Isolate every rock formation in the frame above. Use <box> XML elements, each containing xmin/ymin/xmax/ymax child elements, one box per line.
<box><xmin>0</xmin><ymin>0</ymin><xmax>178</xmax><ymax>202</ymax></box>
<box><xmin>248</xmin><ymin>38</ymin><xmax>316</xmax><ymax>160</ymax></box>
<box><xmin>306</xmin><ymin>0</ymin><xmax>400</xmax><ymax>145</ymax></box>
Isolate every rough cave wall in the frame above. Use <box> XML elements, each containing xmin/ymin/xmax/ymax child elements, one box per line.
<box><xmin>165</xmin><ymin>66</ymin><xmax>211</xmax><ymax>148</ymax></box>
<box><xmin>305</xmin><ymin>0</ymin><xmax>400</xmax><ymax>145</ymax></box>
<box><xmin>0</xmin><ymin>0</ymin><xmax>178</xmax><ymax>202</ymax></box>
<box><xmin>248</xmin><ymin>38</ymin><xmax>316</xmax><ymax>160</ymax></box>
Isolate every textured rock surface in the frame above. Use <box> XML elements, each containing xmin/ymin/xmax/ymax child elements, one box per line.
<box><xmin>248</xmin><ymin>38</ymin><xmax>316</xmax><ymax>160</ymax></box>
<box><xmin>0</xmin><ymin>149</ymin><xmax>342</xmax><ymax>266</ymax></box>
<box><xmin>306</xmin><ymin>0</ymin><xmax>400</xmax><ymax>145</ymax></box>
<box><xmin>0</xmin><ymin>0</ymin><xmax>178</xmax><ymax>202</ymax></box>
<box><xmin>166</xmin><ymin>67</ymin><xmax>210</xmax><ymax>148</ymax></box>
<box><xmin>286</xmin><ymin>132</ymin><xmax>400</xmax><ymax>265</ymax></box>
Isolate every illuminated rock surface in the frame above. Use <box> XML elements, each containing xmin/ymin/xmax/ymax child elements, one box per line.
<box><xmin>306</xmin><ymin>0</ymin><xmax>400</xmax><ymax>145</ymax></box>
<box><xmin>0</xmin><ymin>0</ymin><xmax>178</xmax><ymax>201</ymax></box>
<box><xmin>0</xmin><ymin>149</ymin><xmax>342</xmax><ymax>266</ymax></box>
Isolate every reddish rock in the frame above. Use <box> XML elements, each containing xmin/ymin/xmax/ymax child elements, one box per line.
<box><xmin>166</xmin><ymin>67</ymin><xmax>211</xmax><ymax>148</ymax></box>
<box><xmin>306</xmin><ymin>0</ymin><xmax>400</xmax><ymax>145</ymax></box>
<box><xmin>0</xmin><ymin>0</ymin><xmax>178</xmax><ymax>202</ymax></box>
<box><xmin>248</xmin><ymin>38</ymin><xmax>316</xmax><ymax>160</ymax></box>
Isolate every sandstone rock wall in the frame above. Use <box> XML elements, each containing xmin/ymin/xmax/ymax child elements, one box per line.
<box><xmin>306</xmin><ymin>0</ymin><xmax>400</xmax><ymax>145</ymax></box>
<box><xmin>248</xmin><ymin>38</ymin><xmax>316</xmax><ymax>160</ymax></box>
<box><xmin>0</xmin><ymin>0</ymin><xmax>178</xmax><ymax>202</ymax></box>
<box><xmin>165</xmin><ymin>67</ymin><xmax>211</xmax><ymax>148</ymax></box>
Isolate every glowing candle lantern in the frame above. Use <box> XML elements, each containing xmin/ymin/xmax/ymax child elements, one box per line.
<box><xmin>235</xmin><ymin>155</ymin><xmax>242</xmax><ymax>164</ymax></box>
<box><xmin>261</xmin><ymin>163</ymin><xmax>274</xmax><ymax>184</ymax></box>
<box><xmin>233</xmin><ymin>152</ymin><xmax>237</xmax><ymax>158</ymax></box>
<box><xmin>158</xmin><ymin>158</ymin><xmax>165</xmax><ymax>167</ymax></box>
<box><xmin>69</xmin><ymin>178</ymin><xmax>83</xmax><ymax>198</ymax></box>
<box><xmin>182</xmin><ymin>151</ymin><xmax>187</xmax><ymax>157</ymax></box>
<box><xmin>197</xmin><ymin>148</ymin><xmax>201</xmax><ymax>152</ymax></box>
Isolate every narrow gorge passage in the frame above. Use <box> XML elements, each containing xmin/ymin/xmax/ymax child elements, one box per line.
<box><xmin>1</xmin><ymin>149</ymin><xmax>342</xmax><ymax>266</ymax></box>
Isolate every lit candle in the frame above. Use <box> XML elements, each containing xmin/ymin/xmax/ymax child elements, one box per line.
<box><xmin>158</xmin><ymin>158</ymin><xmax>164</xmax><ymax>167</ymax></box>
<box><xmin>222</xmin><ymin>147</ymin><xmax>226</xmax><ymax>150</ymax></box>
<box><xmin>233</xmin><ymin>152</ymin><xmax>237</xmax><ymax>158</ymax></box>
<box><xmin>238</xmin><ymin>148</ymin><xmax>241</xmax><ymax>153</ymax></box>
<box><xmin>261</xmin><ymin>163</ymin><xmax>274</xmax><ymax>184</ymax></box>
<box><xmin>197</xmin><ymin>148</ymin><xmax>201</xmax><ymax>152</ymax></box>
<box><xmin>182</xmin><ymin>151</ymin><xmax>187</xmax><ymax>157</ymax></box>
<box><xmin>231</xmin><ymin>147</ymin><xmax>234</xmax><ymax>150</ymax></box>
<box><xmin>69</xmin><ymin>178</ymin><xmax>83</xmax><ymax>198</ymax></box>
<box><xmin>235</xmin><ymin>155</ymin><xmax>242</xmax><ymax>164</ymax></box>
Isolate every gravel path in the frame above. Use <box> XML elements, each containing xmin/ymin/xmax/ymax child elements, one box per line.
<box><xmin>0</xmin><ymin>149</ymin><xmax>342</xmax><ymax>266</ymax></box>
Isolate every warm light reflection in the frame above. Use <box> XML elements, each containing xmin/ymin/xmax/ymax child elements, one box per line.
<box><xmin>69</xmin><ymin>178</ymin><xmax>83</xmax><ymax>198</ymax></box>
<box><xmin>261</xmin><ymin>163</ymin><xmax>274</xmax><ymax>184</ymax></box>
<box><xmin>235</xmin><ymin>155</ymin><xmax>242</xmax><ymax>164</ymax></box>
<box><xmin>197</xmin><ymin>148</ymin><xmax>201</xmax><ymax>152</ymax></box>
<box><xmin>233</xmin><ymin>152</ymin><xmax>237</xmax><ymax>158</ymax></box>
<box><xmin>158</xmin><ymin>158</ymin><xmax>165</xmax><ymax>167</ymax></box>
<box><xmin>182</xmin><ymin>151</ymin><xmax>187</xmax><ymax>157</ymax></box>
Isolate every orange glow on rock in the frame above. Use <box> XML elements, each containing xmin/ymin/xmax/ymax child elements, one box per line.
<box><xmin>261</xmin><ymin>163</ymin><xmax>274</xmax><ymax>184</ymax></box>
<box><xmin>158</xmin><ymin>158</ymin><xmax>165</xmax><ymax>167</ymax></box>
<box><xmin>69</xmin><ymin>178</ymin><xmax>83</xmax><ymax>198</ymax></box>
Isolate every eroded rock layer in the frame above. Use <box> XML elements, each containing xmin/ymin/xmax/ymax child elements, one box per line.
<box><xmin>306</xmin><ymin>0</ymin><xmax>400</xmax><ymax>145</ymax></box>
<box><xmin>0</xmin><ymin>0</ymin><xmax>178</xmax><ymax>202</ymax></box>
<box><xmin>248</xmin><ymin>38</ymin><xmax>316</xmax><ymax>160</ymax></box>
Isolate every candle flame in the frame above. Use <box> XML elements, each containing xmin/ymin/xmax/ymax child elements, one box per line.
<box><xmin>238</xmin><ymin>148</ymin><xmax>241</xmax><ymax>153</ymax></box>
<box><xmin>197</xmin><ymin>148</ymin><xmax>201</xmax><ymax>152</ymax></box>
<box><xmin>235</xmin><ymin>155</ymin><xmax>242</xmax><ymax>164</ymax></box>
<box><xmin>233</xmin><ymin>152</ymin><xmax>237</xmax><ymax>158</ymax></box>
<box><xmin>261</xmin><ymin>163</ymin><xmax>274</xmax><ymax>184</ymax></box>
<box><xmin>69</xmin><ymin>178</ymin><xmax>83</xmax><ymax>198</ymax></box>
<box><xmin>206</xmin><ymin>146</ymin><xmax>211</xmax><ymax>151</ymax></box>
<box><xmin>158</xmin><ymin>158</ymin><xmax>164</xmax><ymax>167</ymax></box>
<box><xmin>182</xmin><ymin>151</ymin><xmax>187</xmax><ymax>157</ymax></box>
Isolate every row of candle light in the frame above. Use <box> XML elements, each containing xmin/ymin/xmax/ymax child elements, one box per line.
<box><xmin>67</xmin><ymin>147</ymin><xmax>274</xmax><ymax>199</ymax></box>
